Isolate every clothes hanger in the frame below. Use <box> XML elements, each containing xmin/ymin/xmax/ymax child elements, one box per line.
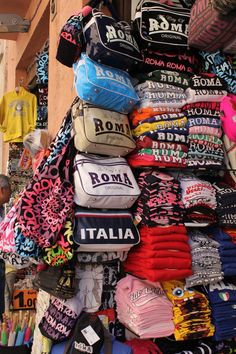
<box><xmin>15</xmin><ymin>78</ymin><xmax>24</xmax><ymax>94</ymax></box>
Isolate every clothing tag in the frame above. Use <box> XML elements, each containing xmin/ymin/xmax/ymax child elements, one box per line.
<box><xmin>81</xmin><ymin>325</ymin><xmax>100</xmax><ymax>345</ymax></box>
<box><xmin>98</xmin><ymin>315</ymin><xmax>109</xmax><ymax>330</ymax></box>
<box><xmin>134</xmin><ymin>215</ymin><xmax>142</xmax><ymax>226</ymax></box>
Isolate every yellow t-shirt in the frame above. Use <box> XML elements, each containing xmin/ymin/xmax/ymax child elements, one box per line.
<box><xmin>0</xmin><ymin>87</ymin><xmax>37</xmax><ymax>142</ymax></box>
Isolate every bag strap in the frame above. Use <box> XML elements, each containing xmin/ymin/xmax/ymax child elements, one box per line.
<box><xmin>103</xmin><ymin>328</ymin><xmax>113</xmax><ymax>354</ymax></box>
<box><xmin>103</xmin><ymin>0</ymin><xmax>120</xmax><ymax>21</ymax></box>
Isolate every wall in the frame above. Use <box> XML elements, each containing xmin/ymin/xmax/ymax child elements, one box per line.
<box><xmin>48</xmin><ymin>0</ymin><xmax>84</xmax><ymax>138</ymax></box>
<box><xmin>1</xmin><ymin>0</ymin><xmax>88</xmax><ymax>172</ymax></box>
<box><xmin>0</xmin><ymin>40</ymin><xmax>8</xmax><ymax>173</ymax></box>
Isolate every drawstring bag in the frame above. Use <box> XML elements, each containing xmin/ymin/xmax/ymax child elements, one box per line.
<box><xmin>42</xmin><ymin>216</ymin><xmax>75</xmax><ymax>267</ymax></box>
<box><xmin>0</xmin><ymin>204</ymin><xmax>18</xmax><ymax>253</ymax></box>
<box><xmin>14</xmin><ymin>221</ymin><xmax>42</xmax><ymax>260</ymax></box>
<box><xmin>14</xmin><ymin>103</ymin><xmax>77</xmax><ymax>248</ymax></box>
<box><xmin>0</xmin><ymin>204</ymin><xmax>32</xmax><ymax>268</ymax></box>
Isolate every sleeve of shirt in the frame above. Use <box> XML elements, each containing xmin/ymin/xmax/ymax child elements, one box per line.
<box><xmin>0</xmin><ymin>96</ymin><xmax>7</xmax><ymax>132</ymax></box>
<box><xmin>30</xmin><ymin>93</ymin><xmax>37</xmax><ymax>130</ymax></box>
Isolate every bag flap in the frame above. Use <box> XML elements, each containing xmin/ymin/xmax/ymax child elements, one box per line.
<box><xmin>82</xmin><ymin>104</ymin><xmax>135</xmax><ymax>148</ymax></box>
<box><xmin>87</xmin><ymin>10</ymin><xmax>142</xmax><ymax>61</ymax></box>
<box><xmin>74</xmin><ymin>153</ymin><xmax>140</xmax><ymax>197</ymax></box>
<box><xmin>137</xmin><ymin>1</ymin><xmax>190</xmax><ymax>47</ymax></box>
<box><xmin>79</xmin><ymin>54</ymin><xmax>139</xmax><ymax>100</ymax></box>
<box><xmin>74</xmin><ymin>208</ymin><xmax>140</xmax><ymax>245</ymax></box>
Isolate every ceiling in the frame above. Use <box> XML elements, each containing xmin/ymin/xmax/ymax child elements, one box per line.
<box><xmin>0</xmin><ymin>0</ymin><xmax>31</xmax><ymax>40</ymax></box>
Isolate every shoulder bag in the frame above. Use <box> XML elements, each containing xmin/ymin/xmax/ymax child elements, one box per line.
<box><xmin>72</xmin><ymin>100</ymin><xmax>136</xmax><ymax>156</ymax></box>
<box><xmin>73</xmin><ymin>153</ymin><xmax>140</xmax><ymax>209</ymax></box>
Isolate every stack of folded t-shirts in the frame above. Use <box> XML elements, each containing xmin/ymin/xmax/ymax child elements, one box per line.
<box><xmin>183</xmin><ymin>74</ymin><xmax>226</xmax><ymax>168</ymax></box>
<box><xmin>185</xmin><ymin>230</ymin><xmax>223</xmax><ymax>288</ymax></box>
<box><xmin>162</xmin><ymin>280</ymin><xmax>215</xmax><ymax>341</ymax></box>
<box><xmin>124</xmin><ymin>225</ymin><xmax>192</xmax><ymax>282</ymax></box>
<box><xmin>185</xmin><ymin>74</ymin><xmax>227</xmax><ymax>105</ymax></box>
<box><xmin>135</xmin><ymin>76</ymin><xmax>187</xmax><ymax>110</ymax></box>
<box><xmin>134</xmin><ymin>170</ymin><xmax>185</xmax><ymax>227</ymax></box>
<box><xmin>180</xmin><ymin>176</ymin><xmax>217</xmax><ymax>226</ymax></box>
<box><xmin>204</xmin><ymin>281</ymin><xmax>236</xmax><ymax>341</ymax></box>
<box><xmin>207</xmin><ymin>227</ymin><xmax>236</xmax><ymax>277</ymax></box>
<box><xmin>115</xmin><ymin>274</ymin><xmax>174</xmax><ymax>338</ymax></box>
<box><xmin>182</xmin><ymin>100</ymin><xmax>225</xmax><ymax>168</ymax></box>
<box><xmin>127</xmin><ymin>71</ymin><xmax>189</xmax><ymax>168</ymax></box>
<box><xmin>140</xmin><ymin>50</ymin><xmax>200</xmax><ymax>75</ymax></box>
<box><xmin>214</xmin><ymin>183</ymin><xmax>236</xmax><ymax>227</ymax></box>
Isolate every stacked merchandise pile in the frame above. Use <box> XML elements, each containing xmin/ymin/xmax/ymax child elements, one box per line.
<box><xmin>124</xmin><ymin>170</ymin><xmax>192</xmax><ymax>281</ymax></box>
<box><xmin>214</xmin><ymin>183</ymin><xmax>236</xmax><ymax>227</ymax></box>
<box><xmin>115</xmin><ymin>274</ymin><xmax>174</xmax><ymax>338</ymax></box>
<box><xmin>128</xmin><ymin>77</ymin><xmax>189</xmax><ymax>168</ymax></box>
<box><xmin>207</xmin><ymin>228</ymin><xmax>236</xmax><ymax>277</ymax></box>
<box><xmin>162</xmin><ymin>280</ymin><xmax>215</xmax><ymax>341</ymax></box>
<box><xmin>3</xmin><ymin>0</ymin><xmax>236</xmax><ymax>352</ymax></box>
<box><xmin>180</xmin><ymin>176</ymin><xmax>217</xmax><ymax>226</ymax></box>
<box><xmin>134</xmin><ymin>170</ymin><xmax>185</xmax><ymax>227</ymax></box>
<box><xmin>182</xmin><ymin>98</ymin><xmax>225</xmax><ymax>169</ymax></box>
<box><xmin>36</xmin><ymin>40</ymin><xmax>49</xmax><ymax>130</ymax></box>
<box><xmin>185</xmin><ymin>230</ymin><xmax>223</xmax><ymax>287</ymax></box>
<box><xmin>204</xmin><ymin>281</ymin><xmax>236</xmax><ymax>341</ymax></box>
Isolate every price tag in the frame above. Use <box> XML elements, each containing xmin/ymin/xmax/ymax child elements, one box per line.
<box><xmin>81</xmin><ymin>325</ymin><xmax>100</xmax><ymax>346</ymax></box>
<box><xmin>13</xmin><ymin>289</ymin><xmax>37</xmax><ymax>310</ymax></box>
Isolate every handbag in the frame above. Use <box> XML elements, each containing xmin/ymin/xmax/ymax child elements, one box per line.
<box><xmin>72</xmin><ymin>100</ymin><xmax>136</xmax><ymax>156</ymax></box>
<box><xmin>73</xmin><ymin>153</ymin><xmax>140</xmax><ymax>208</ymax></box>
<box><xmin>133</xmin><ymin>0</ymin><xmax>190</xmax><ymax>51</ymax></box>
<box><xmin>83</xmin><ymin>8</ymin><xmax>143</xmax><ymax>71</ymax></box>
<box><xmin>73</xmin><ymin>54</ymin><xmax>139</xmax><ymax>114</ymax></box>
<box><xmin>188</xmin><ymin>0</ymin><xmax>236</xmax><ymax>53</ymax></box>
<box><xmin>74</xmin><ymin>208</ymin><xmax>140</xmax><ymax>252</ymax></box>
<box><xmin>15</xmin><ymin>104</ymin><xmax>76</xmax><ymax>248</ymax></box>
<box><xmin>56</xmin><ymin>0</ymin><xmax>120</xmax><ymax>67</ymax></box>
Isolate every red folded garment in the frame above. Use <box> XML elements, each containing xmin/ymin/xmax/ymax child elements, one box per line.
<box><xmin>125</xmin><ymin>257</ymin><xmax>192</xmax><ymax>270</ymax></box>
<box><xmin>139</xmin><ymin>225</ymin><xmax>187</xmax><ymax>236</ymax></box>
<box><xmin>124</xmin><ymin>265</ymin><xmax>192</xmax><ymax>282</ymax></box>
<box><xmin>140</xmin><ymin>233</ymin><xmax>189</xmax><ymax>244</ymax></box>
<box><xmin>125</xmin><ymin>339</ymin><xmax>163</xmax><ymax>354</ymax></box>
<box><xmin>127</xmin><ymin>153</ymin><xmax>186</xmax><ymax>168</ymax></box>
<box><xmin>136</xmin><ymin>136</ymin><xmax>188</xmax><ymax>152</ymax></box>
<box><xmin>139</xmin><ymin>240</ymin><xmax>191</xmax><ymax>252</ymax></box>
<box><xmin>127</xmin><ymin>249</ymin><xmax>191</xmax><ymax>259</ymax></box>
